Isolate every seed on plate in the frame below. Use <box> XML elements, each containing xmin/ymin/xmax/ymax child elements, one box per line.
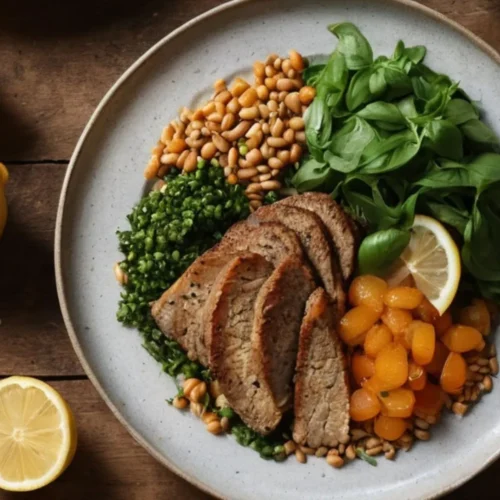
<box><xmin>366</xmin><ymin>445</ymin><xmax>383</xmax><ymax>456</ymax></box>
<box><xmin>267</xmin><ymin>136</ymin><xmax>288</xmax><ymax>148</ymax></box>
<box><xmin>239</xmin><ymin>87</ymin><xmax>258</xmax><ymax>108</ymax></box>
<box><xmin>283</xmin><ymin>128</ymin><xmax>295</xmax><ymax>144</ymax></box>
<box><xmin>469</xmin><ymin>364</ymin><xmax>480</xmax><ymax>372</ymax></box>
<box><xmin>265</xmin><ymin>64</ymin><xmax>277</xmax><ymax>78</ymax></box>
<box><xmin>246</xmin><ymin>122</ymin><xmax>262</xmax><ymax>138</ymax></box>
<box><xmin>190</xmin><ymin>402</ymin><xmax>203</xmax><ymax>418</ymax></box>
<box><xmin>483</xmin><ymin>375</ymin><xmax>493</xmax><ymax>392</ymax></box>
<box><xmin>253</xmin><ymin>61</ymin><xmax>265</xmax><ymax>78</ymax></box>
<box><xmin>414</xmin><ymin>417</ymin><xmax>430</xmax><ymax>430</ymax></box>
<box><xmin>365</xmin><ymin>437</ymin><xmax>381</xmax><ymax>449</ymax></box>
<box><xmin>221</xmin><ymin>113</ymin><xmax>236</xmax><ymax>132</ymax></box>
<box><xmin>176</xmin><ymin>150</ymin><xmax>190</xmax><ymax>168</ymax></box>
<box><xmin>212</xmin><ymin>134</ymin><xmax>230</xmax><ymax>153</ymax></box>
<box><xmin>160</xmin><ymin>152</ymin><xmax>179</xmax><ymax>165</ymax></box>
<box><xmin>247</xmin><ymin>193</ymin><xmax>263</xmax><ymax>201</ymax></box>
<box><xmin>299</xmin><ymin>85</ymin><xmax>316</xmax><ymax>105</ymax></box>
<box><xmin>267</xmin><ymin>99</ymin><xmax>279</xmax><ymax>112</ymax></box>
<box><xmin>350</xmin><ymin>429</ymin><xmax>370</xmax><ymax>441</ymax></box>
<box><xmin>222</xmin><ymin>121</ymin><xmax>252</xmax><ymax>141</ymax></box>
<box><xmin>315</xmin><ymin>446</ymin><xmax>328</xmax><ymax>457</ymax></box>
<box><xmin>479</xmin><ymin>367</ymin><xmax>491</xmax><ymax>374</ymax></box>
<box><xmin>226</xmin><ymin>97</ymin><xmax>241</xmax><ymax>114</ymax></box>
<box><xmin>385</xmin><ymin>446</ymin><xmax>396</xmax><ymax>460</ymax></box>
<box><xmin>268</xmin><ymin>157</ymin><xmax>284</xmax><ymax>169</ymax></box>
<box><xmin>246</xmin><ymin>131</ymin><xmax>264</xmax><ymax>150</ymax></box>
<box><xmin>220</xmin><ymin>417</ymin><xmax>230</xmax><ymax>432</ymax></box>
<box><xmin>228</xmin><ymin>147</ymin><xmax>239</xmax><ymax>168</ymax></box>
<box><xmin>213</xmin><ymin>78</ymin><xmax>226</xmax><ymax>94</ymax></box>
<box><xmin>265</xmin><ymin>53</ymin><xmax>279</xmax><ymax>65</ymax></box>
<box><xmin>161</xmin><ymin>124</ymin><xmax>175</xmax><ymax>143</ymax></box>
<box><xmin>277</xmin><ymin>150</ymin><xmax>290</xmax><ymax>164</ymax></box>
<box><xmin>227</xmin><ymin>173</ymin><xmax>238</xmax><ymax>184</ymax></box>
<box><xmin>290</xmin><ymin>143</ymin><xmax>302</xmax><ymax>163</ymax></box>
<box><xmin>414</xmin><ymin>429</ymin><xmax>431</xmax><ymax>441</ymax></box>
<box><xmin>206</xmin><ymin>420</ymin><xmax>223</xmax><ymax>435</ymax></box>
<box><xmin>246</xmin><ymin>148</ymin><xmax>263</xmax><ymax>166</ymax></box>
<box><xmin>344</xmin><ymin>445</ymin><xmax>356</xmax><ymax>460</ymax></box>
<box><xmin>452</xmin><ymin>401</ymin><xmax>468</xmax><ymax>416</ymax></box>
<box><xmin>276</xmin><ymin>78</ymin><xmax>297</xmax><ymax>91</ymax></box>
<box><xmin>246</xmin><ymin>182</ymin><xmax>262</xmax><ymax>194</ymax></box>
<box><xmin>256</xmin><ymin>165</ymin><xmax>270</xmax><ymax>173</ymax></box>
<box><xmin>250</xmin><ymin>200</ymin><xmax>262</xmax><ymax>209</ymax></box>
<box><xmin>259</xmin><ymin>173</ymin><xmax>272</xmax><ymax>182</ymax></box>
<box><xmin>237</xmin><ymin>168</ymin><xmax>258</xmax><ymax>180</ymax></box>
<box><xmin>284</xmin><ymin>92</ymin><xmax>301</xmax><ymax>114</ymax></box>
<box><xmin>278</xmin><ymin>102</ymin><xmax>287</xmax><ymax>118</ymax></box>
<box><xmin>271</xmin><ymin>118</ymin><xmax>285</xmax><ymax>137</ymax></box>
<box><xmin>278</xmin><ymin>90</ymin><xmax>288</xmax><ymax>102</ymax></box>
<box><xmin>289</xmin><ymin>49</ymin><xmax>304</xmax><ymax>71</ymax></box>
<box><xmin>490</xmin><ymin>357</ymin><xmax>499</xmax><ymax>375</ymax></box>
<box><xmin>113</xmin><ymin>262</ymin><xmax>127</xmax><ymax>285</ymax></box>
<box><xmin>295</xmin><ymin>449</ymin><xmax>306</xmax><ymax>464</ymax></box>
<box><xmin>202</xmin><ymin>102</ymin><xmax>216</xmax><ymax>117</ymax></box>
<box><xmin>144</xmin><ymin>156</ymin><xmax>160</xmax><ymax>179</ymax></box>
<box><xmin>288</xmin><ymin>116</ymin><xmax>305</xmax><ymax>130</ymax></box>
<box><xmin>201</xmin><ymin>127</ymin><xmax>211</xmax><ymax>137</ymax></box>
<box><xmin>202</xmin><ymin>412</ymin><xmax>219</xmax><ymax>424</ymax></box>
<box><xmin>183</xmin><ymin>151</ymin><xmax>198</xmax><ymax>172</ymax></box>
<box><xmin>326</xmin><ymin>455</ymin><xmax>344</xmax><ymax>468</ymax></box>
<box><xmin>260</xmin><ymin>143</ymin><xmax>275</xmax><ymax>159</ymax></box>
<box><xmin>172</xmin><ymin>396</ymin><xmax>188</xmax><ymax>409</ymax></box>
<box><xmin>183</xmin><ymin>378</ymin><xmax>201</xmax><ymax>399</ymax></box>
<box><xmin>284</xmin><ymin>440</ymin><xmax>296</xmax><ymax>455</ymax></box>
<box><xmin>219</xmin><ymin>154</ymin><xmax>229</xmax><ymax>167</ymax></box>
<box><xmin>258</xmin><ymin>104</ymin><xmax>270</xmax><ymax>119</ymax></box>
<box><xmin>166</xmin><ymin>138</ymin><xmax>186</xmax><ymax>154</ymax></box>
<box><xmin>231</xmin><ymin>78</ymin><xmax>250</xmax><ymax>97</ymax></box>
<box><xmin>264</xmin><ymin>77</ymin><xmax>277</xmax><ymax>90</ymax></box>
<box><xmin>261</xmin><ymin>180</ymin><xmax>281</xmax><ymax>191</ymax></box>
<box><xmin>200</xmin><ymin>142</ymin><xmax>217</xmax><ymax>159</ymax></box>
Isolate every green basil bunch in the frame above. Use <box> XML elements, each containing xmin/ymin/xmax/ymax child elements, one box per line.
<box><xmin>293</xmin><ymin>23</ymin><xmax>500</xmax><ymax>299</ymax></box>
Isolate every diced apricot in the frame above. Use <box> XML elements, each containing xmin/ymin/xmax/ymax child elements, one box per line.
<box><xmin>375</xmin><ymin>343</ymin><xmax>408</xmax><ymax>390</ymax></box>
<box><xmin>384</xmin><ymin>287</ymin><xmax>424</xmax><ymax>310</ymax></box>
<box><xmin>440</xmin><ymin>352</ymin><xmax>467</xmax><ymax>394</ymax></box>
<box><xmin>414</xmin><ymin>382</ymin><xmax>444</xmax><ymax>416</ymax></box>
<box><xmin>408</xmin><ymin>361</ymin><xmax>427</xmax><ymax>391</ymax></box>
<box><xmin>411</xmin><ymin>321</ymin><xmax>435</xmax><ymax>366</ymax></box>
<box><xmin>425</xmin><ymin>341</ymin><xmax>449</xmax><ymax>377</ymax></box>
<box><xmin>362</xmin><ymin>375</ymin><xmax>392</xmax><ymax>394</ymax></box>
<box><xmin>413</xmin><ymin>297</ymin><xmax>439</xmax><ymax>323</ymax></box>
<box><xmin>352</xmin><ymin>352</ymin><xmax>375</xmax><ymax>386</ymax></box>
<box><xmin>364</xmin><ymin>324</ymin><xmax>393</xmax><ymax>358</ymax></box>
<box><xmin>379</xmin><ymin>388</ymin><xmax>415</xmax><ymax>418</ymax></box>
<box><xmin>459</xmin><ymin>299</ymin><xmax>491</xmax><ymax>336</ymax></box>
<box><xmin>433</xmin><ymin>310</ymin><xmax>452</xmax><ymax>337</ymax></box>
<box><xmin>348</xmin><ymin>275</ymin><xmax>388</xmax><ymax>312</ymax></box>
<box><xmin>381</xmin><ymin>307</ymin><xmax>413</xmax><ymax>335</ymax></box>
<box><xmin>339</xmin><ymin>305</ymin><xmax>380</xmax><ymax>345</ymax></box>
<box><xmin>374</xmin><ymin>415</ymin><xmax>407</xmax><ymax>441</ymax></box>
<box><xmin>350</xmin><ymin>388</ymin><xmax>381</xmax><ymax>422</ymax></box>
<box><xmin>441</xmin><ymin>325</ymin><xmax>483</xmax><ymax>353</ymax></box>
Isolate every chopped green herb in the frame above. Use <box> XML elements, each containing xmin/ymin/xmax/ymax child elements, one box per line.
<box><xmin>356</xmin><ymin>448</ymin><xmax>378</xmax><ymax>466</ymax></box>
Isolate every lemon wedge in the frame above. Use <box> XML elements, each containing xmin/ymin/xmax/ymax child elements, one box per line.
<box><xmin>384</xmin><ymin>215</ymin><xmax>461</xmax><ymax>314</ymax></box>
<box><xmin>0</xmin><ymin>377</ymin><xmax>77</xmax><ymax>492</ymax></box>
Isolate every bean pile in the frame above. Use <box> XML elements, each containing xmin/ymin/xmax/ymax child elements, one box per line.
<box><xmin>144</xmin><ymin>51</ymin><xmax>315</xmax><ymax>210</ymax></box>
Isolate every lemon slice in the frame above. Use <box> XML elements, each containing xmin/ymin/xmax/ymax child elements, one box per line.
<box><xmin>384</xmin><ymin>215</ymin><xmax>461</xmax><ymax>314</ymax></box>
<box><xmin>0</xmin><ymin>377</ymin><xmax>77</xmax><ymax>492</ymax></box>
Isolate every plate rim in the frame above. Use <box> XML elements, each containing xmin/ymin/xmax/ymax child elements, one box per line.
<box><xmin>54</xmin><ymin>0</ymin><xmax>500</xmax><ymax>498</ymax></box>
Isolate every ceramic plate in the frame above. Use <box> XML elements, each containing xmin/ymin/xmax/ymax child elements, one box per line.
<box><xmin>55</xmin><ymin>1</ymin><xmax>500</xmax><ymax>498</ymax></box>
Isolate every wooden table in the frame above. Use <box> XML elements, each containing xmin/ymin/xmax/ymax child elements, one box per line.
<box><xmin>1</xmin><ymin>0</ymin><xmax>500</xmax><ymax>498</ymax></box>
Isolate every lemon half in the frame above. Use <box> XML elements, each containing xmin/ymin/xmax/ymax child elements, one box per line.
<box><xmin>0</xmin><ymin>377</ymin><xmax>77</xmax><ymax>492</ymax></box>
<box><xmin>384</xmin><ymin>215</ymin><xmax>461</xmax><ymax>314</ymax></box>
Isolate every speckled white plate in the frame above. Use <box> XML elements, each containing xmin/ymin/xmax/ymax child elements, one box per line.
<box><xmin>55</xmin><ymin>1</ymin><xmax>500</xmax><ymax>498</ymax></box>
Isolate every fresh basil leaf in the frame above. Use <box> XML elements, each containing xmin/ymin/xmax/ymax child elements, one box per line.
<box><xmin>369</xmin><ymin>67</ymin><xmax>387</xmax><ymax>95</ymax></box>
<box><xmin>424</xmin><ymin>119</ymin><xmax>463</xmax><ymax>160</ymax></box>
<box><xmin>403</xmin><ymin>45</ymin><xmax>426</xmax><ymax>64</ymax></box>
<box><xmin>383</xmin><ymin>66</ymin><xmax>412</xmax><ymax>100</ymax></box>
<box><xmin>358</xmin><ymin>228</ymin><xmax>411</xmax><ymax>275</ymax></box>
<box><xmin>360</xmin><ymin>129</ymin><xmax>417</xmax><ymax>166</ymax></box>
<box><xmin>318</xmin><ymin>52</ymin><xmax>349</xmax><ymax>109</ymax></box>
<box><xmin>461</xmin><ymin>119</ymin><xmax>499</xmax><ymax>148</ymax></box>
<box><xmin>397</xmin><ymin>96</ymin><xmax>417</xmax><ymax>118</ymax></box>
<box><xmin>414</xmin><ymin>166</ymin><xmax>471</xmax><ymax>189</ymax></box>
<box><xmin>421</xmin><ymin>199</ymin><xmax>469</xmax><ymax>234</ymax></box>
<box><xmin>467</xmin><ymin>153</ymin><xmax>500</xmax><ymax>191</ymax></box>
<box><xmin>346</xmin><ymin>67</ymin><xmax>373</xmax><ymax>111</ymax></box>
<box><xmin>444</xmin><ymin>99</ymin><xmax>479</xmax><ymax>125</ymax></box>
<box><xmin>302</xmin><ymin>64</ymin><xmax>326</xmax><ymax>87</ymax></box>
<box><xmin>357</xmin><ymin>101</ymin><xmax>406</xmax><ymax>125</ymax></box>
<box><xmin>292</xmin><ymin>158</ymin><xmax>332</xmax><ymax>192</ymax></box>
<box><xmin>392</xmin><ymin>40</ymin><xmax>405</xmax><ymax>60</ymax></box>
<box><xmin>304</xmin><ymin>95</ymin><xmax>332</xmax><ymax>160</ymax></box>
<box><xmin>328</xmin><ymin>22</ymin><xmax>373</xmax><ymax>70</ymax></box>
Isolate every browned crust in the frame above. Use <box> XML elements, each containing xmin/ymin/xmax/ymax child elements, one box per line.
<box><xmin>251</xmin><ymin>203</ymin><xmax>345</xmax><ymax>313</ymax></box>
<box><xmin>293</xmin><ymin>288</ymin><xmax>350</xmax><ymax>448</ymax></box>
<box><xmin>279</xmin><ymin>193</ymin><xmax>357</xmax><ymax>283</ymax></box>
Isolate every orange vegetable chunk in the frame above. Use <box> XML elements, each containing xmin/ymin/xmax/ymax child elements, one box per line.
<box><xmin>374</xmin><ymin>415</ymin><xmax>407</xmax><ymax>441</ymax></box>
<box><xmin>433</xmin><ymin>310</ymin><xmax>452</xmax><ymax>337</ymax></box>
<box><xmin>339</xmin><ymin>305</ymin><xmax>380</xmax><ymax>345</ymax></box>
<box><xmin>411</xmin><ymin>321</ymin><xmax>435</xmax><ymax>366</ymax></box>
<box><xmin>374</xmin><ymin>343</ymin><xmax>408</xmax><ymax>390</ymax></box>
<box><xmin>425</xmin><ymin>341</ymin><xmax>449</xmax><ymax>377</ymax></box>
<box><xmin>413</xmin><ymin>297</ymin><xmax>440</xmax><ymax>323</ymax></box>
<box><xmin>379</xmin><ymin>388</ymin><xmax>416</xmax><ymax>418</ymax></box>
<box><xmin>348</xmin><ymin>275</ymin><xmax>388</xmax><ymax>312</ymax></box>
<box><xmin>414</xmin><ymin>382</ymin><xmax>444</xmax><ymax>416</ymax></box>
<box><xmin>384</xmin><ymin>287</ymin><xmax>424</xmax><ymax>310</ymax></box>
<box><xmin>350</xmin><ymin>388</ymin><xmax>381</xmax><ymax>422</ymax></box>
<box><xmin>441</xmin><ymin>325</ymin><xmax>483</xmax><ymax>353</ymax></box>
<box><xmin>459</xmin><ymin>299</ymin><xmax>491</xmax><ymax>336</ymax></box>
<box><xmin>381</xmin><ymin>307</ymin><xmax>413</xmax><ymax>335</ymax></box>
<box><xmin>364</xmin><ymin>324</ymin><xmax>393</xmax><ymax>358</ymax></box>
<box><xmin>362</xmin><ymin>375</ymin><xmax>392</xmax><ymax>394</ymax></box>
<box><xmin>440</xmin><ymin>352</ymin><xmax>467</xmax><ymax>394</ymax></box>
<box><xmin>351</xmin><ymin>352</ymin><xmax>375</xmax><ymax>386</ymax></box>
<box><xmin>408</xmin><ymin>361</ymin><xmax>427</xmax><ymax>391</ymax></box>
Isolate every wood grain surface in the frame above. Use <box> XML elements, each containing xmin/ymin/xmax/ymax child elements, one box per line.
<box><xmin>1</xmin><ymin>0</ymin><xmax>499</xmax><ymax>498</ymax></box>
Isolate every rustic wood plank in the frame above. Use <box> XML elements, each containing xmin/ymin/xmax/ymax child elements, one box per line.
<box><xmin>0</xmin><ymin>163</ymin><xmax>84</xmax><ymax>376</ymax></box>
<box><xmin>0</xmin><ymin>0</ymin><xmax>226</xmax><ymax>162</ymax></box>
<box><xmin>0</xmin><ymin>379</ymin><xmax>210</xmax><ymax>500</ymax></box>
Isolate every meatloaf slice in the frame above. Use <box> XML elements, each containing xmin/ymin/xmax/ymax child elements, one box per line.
<box><xmin>207</xmin><ymin>253</ymin><xmax>282</xmax><ymax>434</ymax></box>
<box><xmin>251</xmin><ymin>204</ymin><xmax>345</xmax><ymax>311</ymax></box>
<box><xmin>279</xmin><ymin>193</ymin><xmax>357</xmax><ymax>282</ymax></box>
<box><xmin>293</xmin><ymin>288</ymin><xmax>350</xmax><ymax>448</ymax></box>
<box><xmin>219</xmin><ymin>219</ymin><xmax>303</xmax><ymax>265</ymax></box>
<box><xmin>151</xmin><ymin>220</ymin><xmax>304</xmax><ymax>365</ymax></box>
<box><xmin>252</xmin><ymin>256</ymin><xmax>316</xmax><ymax>410</ymax></box>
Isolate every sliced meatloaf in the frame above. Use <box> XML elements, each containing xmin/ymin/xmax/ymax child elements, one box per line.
<box><xmin>293</xmin><ymin>288</ymin><xmax>350</xmax><ymax>448</ymax></box>
<box><xmin>252</xmin><ymin>256</ymin><xmax>316</xmax><ymax>410</ymax></box>
<box><xmin>151</xmin><ymin>250</ymin><xmax>229</xmax><ymax>366</ymax></box>
<box><xmin>206</xmin><ymin>253</ymin><xmax>282</xmax><ymax>434</ymax></box>
<box><xmin>279</xmin><ymin>193</ymin><xmax>357</xmax><ymax>282</ymax></box>
<box><xmin>219</xmin><ymin>219</ymin><xmax>303</xmax><ymax>265</ymax></box>
<box><xmin>251</xmin><ymin>204</ymin><xmax>345</xmax><ymax>311</ymax></box>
